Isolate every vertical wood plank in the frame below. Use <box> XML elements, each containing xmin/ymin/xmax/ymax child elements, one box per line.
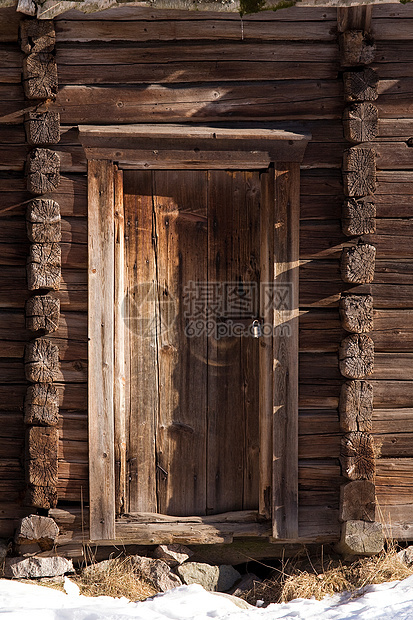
<box><xmin>114</xmin><ymin>168</ymin><xmax>128</xmax><ymax>516</ymax></box>
<box><xmin>272</xmin><ymin>162</ymin><xmax>299</xmax><ymax>539</ymax></box>
<box><xmin>88</xmin><ymin>159</ymin><xmax>115</xmax><ymax>541</ymax></box>
<box><xmin>259</xmin><ymin>168</ymin><xmax>274</xmax><ymax>519</ymax></box>
<box><xmin>123</xmin><ymin>170</ymin><xmax>158</xmax><ymax>513</ymax></box>
<box><xmin>153</xmin><ymin>170</ymin><xmax>208</xmax><ymax>516</ymax></box>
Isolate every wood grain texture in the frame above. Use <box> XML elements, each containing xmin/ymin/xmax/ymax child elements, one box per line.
<box><xmin>341</xmin><ymin>244</ymin><xmax>376</xmax><ymax>284</ymax></box>
<box><xmin>26</xmin><ymin>199</ymin><xmax>61</xmax><ymax>244</ymax></box>
<box><xmin>272</xmin><ymin>163</ymin><xmax>300</xmax><ymax>539</ymax></box>
<box><xmin>25</xmin><ymin>294</ymin><xmax>60</xmax><ymax>333</ymax></box>
<box><xmin>339</xmin><ymin>334</ymin><xmax>374</xmax><ymax>379</ymax></box>
<box><xmin>339</xmin><ymin>294</ymin><xmax>373</xmax><ymax>333</ymax></box>
<box><xmin>342</xmin><ymin>147</ymin><xmax>376</xmax><ymax>197</ymax></box>
<box><xmin>25</xmin><ymin>111</ymin><xmax>60</xmax><ymax>146</ymax></box>
<box><xmin>20</xmin><ymin>19</ymin><xmax>55</xmax><ymax>54</ymax></box>
<box><xmin>23</xmin><ymin>53</ymin><xmax>58</xmax><ymax>100</ymax></box>
<box><xmin>26</xmin><ymin>149</ymin><xmax>60</xmax><ymax>195</ymax></box>
<box><xmin>339</xmin><ymin>381</ymin><xmax>373</xmax><ymax>433</ymax></box>
<box><xmin>342</xmin><ymin>197</ymin><xmax>376</xmax><ymax>236</ymax></box>
<box><xmin>340</xmin><ymin>432</ymin><xmax>375</xmax><ymax>481</ymax></box>
<box><xmin>343</xmin><ymin>68</ymin><xmax>379</xmax><ymax>102</ymax></box>
<box><xmin>24</xmin><ymin>338</ymin><xmax>59</xmax><ymax>383</ymax></box>
<box><xmin>88</xmin><ymin>159</ymin><xmax>115</xmax><ymax>540</ymax></box>
<box><xmin>339</xmin><ymin>480</ymin><xmax>376</xmax><ymax>522</ymax></box>
<box><xmin>25</xmin><ymin>383</ymin><xmax>59</xmax><ymax>426</ymax></box>
<box><xmin>339</xmin><ymin>30</ymin><xmax>376</xmax><ymax>67</ymax></box>
<box><xmin>25</xmin><ymin>426</ymin><xmax>58</xmax><ymax>487</ymax></box>
<box><xmin>343</xmin><ymin>103</ymin><xmax>378</xmax><ymax>144</ymax></box>
<box><xmin>27</xmin><ymin>243</ymin><xmax>61</xmax><ymax>291</ymax></box>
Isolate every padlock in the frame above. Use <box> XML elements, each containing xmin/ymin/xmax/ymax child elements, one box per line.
<box><xmin>251</xmin><ymin>319</ymin><xmax>262</xmax><ymax>338</ymax></box>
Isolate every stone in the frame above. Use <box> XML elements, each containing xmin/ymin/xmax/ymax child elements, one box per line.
<box><xmin>397</xmin><ymin>546</ymin><xmax>413</xmax><ymax>566</ymax></box>
<box><xmin>335</xmin><ymin>520</ymin><xmax>384</xmax><ymax>560</ymax></box>
<box><xmin>4</xmin><ymin>556</ymin><xmax>74</xmax><ymax>579</ymax></box>
<box><xmin>153</xmin><ymin>544</ymin><xmax>193</xmax><ymax>566</ymax></box>
<box><xmin>176</xmin><ymin>562</ymin><xmax>241</xmax><ymax>592</ymax></box>
<box><xmin>131</xmin><ymin>556</ymin><xmax>182</xmax><ymax>592</ymax></box>
<box><xmin>211</xmin><ymin>592</ymin><xmax>254</xmax><ymax>609</ymax></box>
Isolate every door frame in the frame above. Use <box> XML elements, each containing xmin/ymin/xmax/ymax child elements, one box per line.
<box><xmin>79</xmin><ymin>124</ymin><xmax>310</xmax><ymax>543</ymax></box>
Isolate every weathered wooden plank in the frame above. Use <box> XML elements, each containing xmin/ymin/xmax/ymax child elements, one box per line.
<box><xmin>113</xmin><ymin>168</ymin><xmax>127</xmax><ymax>517</ymax></box>
<box><xmin>300</xmin><ymin>353</ymin><xmax>413</xmax><ymax>380</ymax></box>
<box><xmin>58</xmin><ymin>61</ymin><xmax>338</xmax><ymax>85</ymax></box>
<box><xmin>272</xmin><ymin>163</ymin><xmax>299</xmax><ymax>540</ymax></box>
<box><xmin>88</xmin><ymin>159</ymin><xmax>115</xmax><ymax>541</ymax></box>
<box><xmin>337</xmin><ymin>5</ymin><xmax>372</xmax><ymax>32</ymax></box>
<box><xmin>259</xmin><ymin>168</ymin><xmax>274</xmax><ymax>519</ymax></box>
<box><xmin>155</xmin><ymin>170</ymin><xmax>209</xmax><ymax>516</ymax></box>
<box><xmin>55</xmin><ymin>43</ymin><xmax>339</xmax><ymax>65</ymax></box>
<box><xmin>123</xmin><ymin>170</ymin><xmax>157</xmax><ymax>513</ymax></box>
<box><xmin>51</xmin><ymin>82</ymin><xmax>342</xmax><ymax>124</ymax></box>
<box><xmin>0</xmin><ymin>8</ymin><xmax>23</xmax><ymax>42</ymax></box>
<box><xmin>54</xmin><ymin>19</ymin><xmax>336</xmax><ymax>42</ymax></box>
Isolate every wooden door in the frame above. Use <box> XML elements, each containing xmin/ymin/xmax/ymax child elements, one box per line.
<box><xmin>121</xmin><ymin>169</ymin><xmax>263</xmax><ymax>517</ymax></box>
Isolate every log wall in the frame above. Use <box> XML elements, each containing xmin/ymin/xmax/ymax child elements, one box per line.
<box><xmin>0</xmin><ymin>2</ymin><xmax>412</xmax><ymax>542</ymax></box>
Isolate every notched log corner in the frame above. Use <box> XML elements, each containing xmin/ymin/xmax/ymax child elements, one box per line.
<box><xmin>24</xmin><ymin>338</ymin><xmax>59</xmax><ymax>383</ymax></box>
<box><xmin>343</xmin><ymin>103</ymin><xmax>378</xmax><ymax>144</ymax></box>
<box><xmin>27</xmin><ymin>243</ymin><xmax>61</xmax><ymax>291</ymax></box>
<box><xmin>26</xmin><ymin>149</ymin><xmax>60</xmax><ymax>195</ymax></box>
<box><xmin>23</xmin><ymin>52</ymin><xmax>58</xmax><ymax>100</ymax></box>
<box><xmin>339</xmin><ymin>31</ymin><xmax>376</xmax><ymax>67</ymax></box>
<box><xmin>26</xmin><ymin>198</ymin><xmax>61</xmax><ymax>243</ymax></box>
<box><xmin>25</xmin><ymin>111</ymin><xmax>60</xmax><ymax>146</ymax></box>
<box><xmin>342</xmin><ymin>147</ymin><xmax>376</xmax><ymax>197</ymax></box>
<box><xmin>339</xmin><ymin>294</ymin><xmax>373</xmax><ymax>333</ymax></box>
<box><xmin>339</xmin><ymin>380</ymin><xmax>373</xmax><ymax>433</ymax></box>
<box><xmin>343</xmin><ymin>68</ymin><xmax>378</xmax><ymax>103</ymax></box>
<box><xmin>342</xmin><ymin>197</ymin><xmax>376</xmax><ymax>236</ymax></box>
<box><xmin>339</xmin><ymin>480</ymin><xmax>376</xmax><ymax>522</ymax></box>
<box><xmin>26</xmin><ymin>294</ymin><xmax>60</xmax><ymax>333</ymax></box>
<box><xmin>25</xmin><ymin>485</ymin><xmax>58</xmax><ymax>510</ymax></box>
<box><xmin>24</xmin><ymin>383</ymin><xmax>59</xmax><ymax>426</ymax></box>
<box><xmin>20</xmin><ymin>19</ymin><xmax>55</xmax><ymax>54</ymax></box>
<box><xmin>341</xmin><ymin>244</ymin><xmax>376</xmax><ymax>284</ymax></box>
<box><xmin>339</xmin><ymin>334</ymin><xmax>374</xmax><ymax>379</ymax></box>
<box><xmin>340</xmin><ymin>431</ymin><xmax>375</xmax><ymax>481</ymax></box>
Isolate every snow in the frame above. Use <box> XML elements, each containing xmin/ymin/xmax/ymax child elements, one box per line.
<box><xmin>1</xmin><ymin>575</ymin><xmax>413</xmax><ymax>620</ymax></box>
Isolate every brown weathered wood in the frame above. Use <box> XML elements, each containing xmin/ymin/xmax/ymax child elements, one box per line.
<box><xmin>339</xmin><ymin>31</ymin><xmax>376</xmax><ymax>67</ymax></box>
<box><xmin>23</xmin><ymin>52</ymin><xmax>58</xmax><ymax>100</ymax></box>
<box><xmin>24</xmin><ymin>383</ymin><xmax>59</xmax><ymax>426</ymax></box>
<box><xmin>26</xmin><ymin>199</ymin><xmax>61</xmax><ymax>243</ymax></box>
<box><xmin>337</xmin><ymin>6</ymin><xmax>372</xmax><ymax>32</ymax></box>
<box><xmin>336</xmin><ymin>520</ymin><xmax>383</xmax><ymax>558</ymax></box>
<box><xmin>25</xmin><ymin>426</ymin><xmax>58</xmax><ymax>487</ymax></box>
<box><xmin>340</xmin><ymin>432</ymin><xmax>375</xmax><ymax>481</ymax></box>
<box><xmin>342</xmin><ymin>147</ymin><xmax>376</xmax><ymax>197</ymax></box>
<box><xmin>26</xmin><ymin>149</ymin><xmax>60</xmax><ymax>195</ymax></box>
<box><xmin>25</xmin><ymin>338</ymin><xmax>59</xmax><ymax>383</ymax></box>
<box><xmin>113</xmin><ymin>168</ymin><xmax>127</xmax><ymax>517</ymax></box>
<box><xmin>20</xmin><ymin>20</ymin><xmax>55</xmax><ymax>54</ymax></box>
<box><xmin>27</xmin><ymin>243</ymin><xmax>61</xmax><ymax>291</ymax></box>
<box><xmin>88</xmin><ymin>159</ymin><xmax>115</xmax><ymax>541</ymax></box>
<box><xmin>339</xmin><ymin>294</ymin><xmax>373</xmax><ymax>333</ymax></box>
<box><xmin>25</xmin><ymin>294</ymin><xmax>60</xmax><ymax>333</ymax></box>
<box><xmin>339</xmin><ymin>380</ymin><xmax>373</xmax><ymax>433</ymax></box>
<box><xmin>26</xmin><ymin>485</ymin><xmax>57</xmax><ymax>509</ymax></box>
<box><xmin>273</xmin><ymin>163</ymin><xmax>299</xmax><ymax>540</ymax></box>
<box><xmin>342</xmin><ymin>197</ymin><xmax>376</xmax><ymax>236</ymax></box>
<box><xmin>343</xmin><ymin>68</ymin><xmax>378</xmax><ymax>102</ymax></box>
<box><xmin>339</xmin><ymin>481</ymin><xmax>376</xmax><ymax>522</ymax></box>
<box><xmin>339</xmin><ymin>334</ymin><xmax>374</xmax><ymax>379</ymax></box>
<box><xmin>259</xmin><ymin>168</ymin><xmax>274</xmax><ymax>520</ymax></box>
<box><xmin>343</xmin><ymin>103</ymin><xmax>378</xmax><ymax>144</ymax></box>
<box><xmin>25</xmin><ymin>111</ymin><xmax>60</xmax><ymax>146</ymax></box>
<box><xmin>123</xmin><ymin>171</ymin><xmax>157</xmax><ymax>513</ymax></box>
<box><xmin>15</xmin><ymin>514</ymin><xmax>59</xmax><ymax>550</ymax></box>
<box><xmin>341</xmin><ymin>244</ymin><xmax>376</xmax><ymax>284</ymax></box>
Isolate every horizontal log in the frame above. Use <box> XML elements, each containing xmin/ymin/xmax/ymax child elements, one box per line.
<box><xmin>23</xmin><ymin>53</ymin><xmax>58</xmax><ymax>101</ymax></box>
<box><xmin>27</xmin><ymin>149</ymin><xmax>60</xmax><ymax>195</ymax></box>
<box><xmin>27</xmin><ymin>243</ymin><xmax>62</xmax><ymax>291</ymax></box>
<box><xmin>20</xmin><ymin>19</ymin><xmax>55</xmax><ymax>54</ymax></box>
<box><xmin>25</xmin><ymin>338</ymin><xmax>59</xmax><ymax>383</ymax></box>
<box><xmin>0</xmin><ymin>218</ymin><xmax>86</xmax><ymax>246</ymax></box>
<box><xmin>0</xmin><ymin>383</ymin><xmax>87</xmax><ymax>412</ymax></box>
<box><xmin>0</xmin><ymin>240</ymin><xmax>86</xmax><ymax>270</ymax></box>
<box><xmin>55</xmin><ymin>19</ymin><xmax>336</xmax><ymax>42</ymax></box>
<box><xmin>0</xmin><ymin>8</ymin><xmax>22</xmax><ymax>43</ymax></box>
<box><xmin>55</xmin><ymin>42</ymin><xmax>339</xmax><ymax>65</ymax></box>
<box><xmin>25</xmin><ymin>111</ymin><xmax>60</xmax><ymax>146</ymax></box>
<box><xmin>299</xmin><ymin>381</ymin><xmax>413</xmax><ymax>410</ymax></box>
<box><xmin>300</xmin><ymin>353</ymin><xmax>413</xmax><ymax>380</ymax></box>
<box><xmin>300</xmin><ymin>409</ymin><xmax>413</xmax><ymax>437</ymax></box>
<box><xmin>25</xmin><ymin>383</ymin><xmax>59</xmax><ymax>426</ymax></box>
<box><xmin>51</xmin><ymin>82</ymin><xmax>343</xmax><ymax>124</ymax></box>
<box><xmin>25</xmin><ymin>294</ymin><xmax>60</xmax><ymax>333</ymax></box>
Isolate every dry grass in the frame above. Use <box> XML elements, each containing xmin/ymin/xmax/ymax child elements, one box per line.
<box><xmin>74</xmin><ymin>556</ymin><xmax>158</xmax><ymax>601</ymax></box>
<box><xmin>241</xmin><ymin>543</ymin><xmax>413</xmax><ymax>607</ymax></box>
